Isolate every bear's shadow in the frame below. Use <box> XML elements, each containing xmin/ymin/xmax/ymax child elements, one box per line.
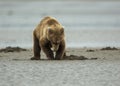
<box><xmin>12</xmin><ymin>55</ymin><xmax>97</xmax><ymax>61</ymax></box>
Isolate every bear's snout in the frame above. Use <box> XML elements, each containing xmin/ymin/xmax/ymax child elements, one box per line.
<box><xmin>51</xmin><ymin>44</ymin><xmax>59</xmax><ymax>52</ymax></box>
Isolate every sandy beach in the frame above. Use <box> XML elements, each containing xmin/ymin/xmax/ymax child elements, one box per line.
<box><xmin>0</xmin><ymin>47</ymin><xmax>120</xmax><ymax>86</ymax></box>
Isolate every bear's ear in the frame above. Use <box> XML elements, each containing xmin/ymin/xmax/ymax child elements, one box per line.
<box><xmin>48</xmin><ymin>27</ymin><xmax>53</xmax><ymax>34</ymax></box>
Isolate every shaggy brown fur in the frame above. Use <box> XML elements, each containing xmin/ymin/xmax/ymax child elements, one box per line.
<box><xmin>31</xmin><ymin>16</ymin><xmax>66</xmax><ymax>60</ymax></box>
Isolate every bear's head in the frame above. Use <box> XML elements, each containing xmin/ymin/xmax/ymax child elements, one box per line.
<box><xmin>47</xmin><ymin>25</ymin><xmax>64</xmax><ymax>52</ymax></box>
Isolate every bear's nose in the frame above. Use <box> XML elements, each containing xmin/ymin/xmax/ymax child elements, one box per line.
<box><xmin>51</xmin><ymin>47</ymin><xmax>57</xmax><ymax>52</ymax></box>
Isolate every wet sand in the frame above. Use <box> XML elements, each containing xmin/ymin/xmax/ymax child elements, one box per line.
<box><xmin>0</xmin><ymin>47</ymin><xmax>120</xmax><ymax>86</ymax></box>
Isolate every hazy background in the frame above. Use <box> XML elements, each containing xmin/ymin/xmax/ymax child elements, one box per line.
<box><xmin>0</xmin><ymin>0</ymin><xmax>120</xmax><ymax>48</ymax></box>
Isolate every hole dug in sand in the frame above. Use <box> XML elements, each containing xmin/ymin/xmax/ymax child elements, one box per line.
<box><xmin>63</xmin><ymin>55</ymin><xmax>97</xmax><ymax>60</ymax></box>
<box><xmin>29</xmin><ymin>55</ymin><xmax>97</xmax><ymax>61</ymax></box>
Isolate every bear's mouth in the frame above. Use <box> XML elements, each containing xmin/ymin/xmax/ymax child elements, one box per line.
<box><xmin>51</xmin><ymin>44</ymin><xmax>59</xmax><ymax>52</ymax></box>
<box><xmin>51</xmin><ymin>47</ymin><xmax>56</xmax><ymax>52</ymax></box>
<box><xmin>51</xmin><ymin>47</ymin><xmax>58</xmax><ymax>52</ymax></box>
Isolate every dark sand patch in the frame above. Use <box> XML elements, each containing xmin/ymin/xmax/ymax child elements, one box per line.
<box><xmin>63</xmin><ymin>55</ymin><xmax>97</xmax><ymax>60</ymax></box>
<box><xmin>0</xmin><ymin>46</ymin><xmax>27</xmax><ymax>53</ymax></box>
<box><xmin>100</xmin><ymin>47</ymin><xmax>118</xmax><ymax>50</ymax></box>
<box><xmin>86</xmin><ymin>49</ymin><xmax>95</xmax><ymax>52</ymax></box>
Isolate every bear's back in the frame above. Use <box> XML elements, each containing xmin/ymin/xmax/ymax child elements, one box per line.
<box><xmin>34</xmin><ymin>16</ymin><xmax>60</xmax><ymax>39</ymax></box>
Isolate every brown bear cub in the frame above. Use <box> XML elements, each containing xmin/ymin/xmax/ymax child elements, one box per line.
<box><xmin>31</xmin><ymin>16</ymin><xmax>66</xmax><ymax>60</ymax></box>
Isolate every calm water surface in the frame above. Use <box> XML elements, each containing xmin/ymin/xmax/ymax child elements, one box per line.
<box><xmin>0</xmin><ymin>1</ymin><xmax>120</xmax><ymax>48</ymax></box>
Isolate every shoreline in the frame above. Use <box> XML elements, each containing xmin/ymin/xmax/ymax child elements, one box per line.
<box><xmin>0</xmin><ymin>46</ymin><xmax>120</xmax><ymax>61</ymax></box>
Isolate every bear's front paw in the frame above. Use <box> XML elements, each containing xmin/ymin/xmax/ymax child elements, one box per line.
<box><xmin>54</xmin><ymin>57</ymin><xmax>61</xmax><ymax>60</ymax></box>
<box><xmin>31</xmin><ymin>57</ymin><xmax>40</xmax><ymax>60</ymax></box>
<box><xmin>47</xmin><ymin>57</ymin><xmax>54</xmax><ymax>60</ymax></box>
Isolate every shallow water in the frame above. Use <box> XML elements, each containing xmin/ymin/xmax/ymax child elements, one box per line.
<box><xmin>0</xmin><ymin>1</ymin><xmax>120</xmax><ymax>48</ymax></box>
